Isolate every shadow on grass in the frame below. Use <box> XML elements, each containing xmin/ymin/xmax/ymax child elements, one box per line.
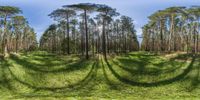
<box><xmin>105</xmin><ymin>56</ymin><xmax>196</xmax><ymax>87</ymax></box>
<box><xmin>169</xmin><ymin>53</ymin><xmax>193</xmax><ymax>61</ymax></box>
<box><xmin>101</xmin><ymin>58</ymin><xmax>118</xmax><ymax>90</ymax></box>
<box><xmin>186</xmin><ymin>55</ymin><xmax>200</xmax><ymax>91</ymax></box>
<box><xmin>115</xmin><ymin>53</ymin><xmax>165</xmax><ymax>71</ymax></box>
<box><xmin>113</xmin><ymin>53</ymin><xmax>188</xmax><ymax>76</ymax></box>
<box><xmin>28</xmin><ymin>53</ymin><xmax>56</xmax><ymax>57</ymax></box>
<box><xmin>9</xmin><ymin>59</ymin><xmax>100</xmax><ymax>99</ymax></box>
<box><xmin>11</xmin><ymin>55</ymin><xmax>65</xmax><ymax>66</ymax></box>
<box><xmin>8</xmin><ymin>60</ymin><xmax>98</xmax><ymax>92</ymax></box>
<box><xmin>10</xmin><ymin>54</ymin><xmax>87</xmax><ymax>73</ymax></box>
<box><xmin>26</xmin><ymin>53</ymin><xmax>80</xmax><ymax>66</ymax></box>
<box><xmin>30</xmin><ymin>57</ymin><xmax>76</xmax><ymax>66</ymax></box>
<box><xmin>112</xmin><ymin>59</ymin><xmax>185</xmax><ymax>76</ymax></box>
<box><xmin>0</xmin><ymin>60</ymin><xmax>13</xmax><ymax>91</ymax></box>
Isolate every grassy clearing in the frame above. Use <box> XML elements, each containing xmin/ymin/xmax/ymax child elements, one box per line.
<box><xmin>0</xmin><ymin>51</ymin><xmax>199</xmax><ymax>99</ymax></box>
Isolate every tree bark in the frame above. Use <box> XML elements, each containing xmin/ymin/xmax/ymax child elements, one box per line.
<box><xmin>67</xmin><ymin>14</ymin><xmax>70</xmax><ymax>54</ymax></box>
<box><xmin>84</xmin><ymin>10</ymin><xmax>89</xmax><ymax>59</ymax></box>
<box><xmin>102</xmin><ymin>18</ymin><xmax>107</xmax><ymax>59</ymax></box>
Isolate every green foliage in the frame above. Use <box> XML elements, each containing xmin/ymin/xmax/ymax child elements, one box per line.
<box><xmin>0</xmin><ymin>6</ymin><xmax>37</xmax><ymax>54</ymax></box>
<box><xmin>142</xmin><ymin>6</ymin><xmax>200</xmax><ymax>53</ymax></box>
<box><xmin>0</xmin><ymin>6</ymin><xmax>22</xmax><ymax>17</ymax></box>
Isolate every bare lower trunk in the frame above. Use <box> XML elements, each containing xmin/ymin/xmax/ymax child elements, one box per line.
<box><xmin>84</xmin><ymin>10</ymin><xmax>89</xmax><ymax>59</ymax></box>
<box><xmin>102</xmin><ymin>18</ymin><xmax>107</xmax><ymax>59</ymax></box>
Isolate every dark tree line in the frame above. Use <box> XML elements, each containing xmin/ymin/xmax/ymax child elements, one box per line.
<box><xmin>141</xmin><ymin>6</ymin><xmax>200</xmax><ymax>54</ymax></box>
<box><xmin>40</xmin><ymin>3</ymin><xmax>139</xmax><ymax>59</ymax></box>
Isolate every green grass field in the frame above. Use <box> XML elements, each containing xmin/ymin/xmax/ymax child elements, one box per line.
<box><xmin>0</xmin><ymin>51</ymin><xmax>199</xmax><ymax>100</ymax></box>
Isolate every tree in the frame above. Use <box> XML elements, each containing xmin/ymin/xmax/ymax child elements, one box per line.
<box><xmin>141</xmin><ymin>6</ymin><xmax>200</xmax><ymax>54</ymax></box>
<box><xmin>70</xmin><ymin>19</ymin><xmax>78</xmax><ymax>53</ymax></box>
<box><xmin>96</xmin><ymin>4</ymin><xmax>119</xmax><ymax>59</ymax></box>
<box><xmin>187</xmin><ymin>6</ymin><xmax>200</xmax><ymax>53</ymax></box>
<box><xmin>148</xmin><ymin>10</ymin><xmax>167</xmax><ymax>52</ymax></box>
<box><xmin>65</xmin><ymin>3</ymin><xmax>98</xmax><ymax>59</ymax></box>
<box><xmin>0</xmin><ymin>6</ymin><xmax>22</xmax><ymax>57</ymax></box>
<box><xmin>12</xmin><ymin>16</ymin><xmax>26</xmax><ymax>53</ymax></box>
<box><xmin>164</xmin><ymin>7</ymin><xmax>185</xmax><ymax>52</ymax></box>
<box><xmin>49</xmin><ymin>8</ymin><xmax>76</xmax><ymax>54</ymax></box>
<box><xmin>40</xmin><ymin>3</ymin><xmax>139</xmax><ymax>58</ymax></box>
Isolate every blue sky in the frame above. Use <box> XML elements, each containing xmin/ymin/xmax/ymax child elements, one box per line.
<box><xmin>1</xmin><ymin>0</ymin><xmax>200</xmax><ymax>41</ymax></box>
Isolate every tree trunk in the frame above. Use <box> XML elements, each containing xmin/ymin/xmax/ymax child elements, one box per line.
<box><xmin>84</xmin><ymin>10</ymin><xmax>89</xmax><ymax>59</ymax></box>
<box><xmin>67</xmin><ymin>14</ymin><xmax>70</xmax><ymax>54</ymax></box>
<box><xmin>102</xmin><ymin>18</ymin><xmax>107</xmax><ymax>59</ymax></box>
<box><xmin>16</xmin><ymin>32</ymin><xmax>19</xmax><ymax>53</ymax></box>
<box><xmin>3</xmin><ymin>15</ymin><xmax>8</xmax><ymax>57</ymax></box>
<box><xmin>160</xmin><ymin>19</ymin><xmax>164</xmax><ymax>52</ymax></box>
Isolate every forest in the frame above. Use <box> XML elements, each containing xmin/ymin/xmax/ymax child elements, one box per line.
<box><xmin>0</xmin><ymin>2</ymin><xmax>200</xmax><ymax>100</ymax></box>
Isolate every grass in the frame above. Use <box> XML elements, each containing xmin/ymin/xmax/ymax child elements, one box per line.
<box><xmin>0</xmin><ymin>51</ymin><xmax>200</xmax><ymax>100</ymax></box>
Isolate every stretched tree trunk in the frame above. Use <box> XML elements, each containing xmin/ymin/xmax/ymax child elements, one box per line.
<box><xmin>81</xmin><ymin>26</ymin><xmax>84</xmax><ymax>56</ymax></box>
<box><xmin>3</xmin><ymin>16</ymin><xmax>8</xmax><ymax>57</ymax></box>
<box><xmin>125</xmin><ymin>32</ymin><xmax>127</xmax><ymax>53</ymax></box>
<box><xmin>15</xmin><ymin>31</ymin><xmax>19</xmax><ymax>53</ymax></box>
<box><xmin>102</xmin><ymin>18</ymin><xmax>107</xmax><ymax>59</ymax></box>
<box><xmin>92</xmin><ymin>31</ymin><xmax>95</xmax><ymax>56</ymax></box>
<box><xmin>67</xmin><ymin>14</ymin><xmax>70</xmax><ymax>54</ymax></box>
<box><xmin>193</xmin><ymin>25</ymin><xmax>197</xmax><ymax>54</ymax></box>
<box><xmin>160</xmin><ymin>19</ymin><xmax>164</xmax><ymax>52</ymax></box>
<box><xmin>197</xmin><ymin>20</ymin><xmax>199</xmax><ymax>53</ymax></box>
<box><xmin>84</xmin><ymin>10</ymin><xmax>89</xmax><ymax>59</ymax></box>
<box><xmin>106</xmin><ymin>25</ymin><xmax>109</xmax><ymax>54</ymax></box>
<box><xmin>168</xmin><ymin>15</ymin><xmax>174</xmax><ymax>52</ymax></box>
<box><xmin>116</xmin><ymin>23</ymin><xmax>119</xmax><ymax>54</ymax></box>
<box><xmin>73</xmin><ymin>24</ymin><xmax>76</xmax><ymax>54</ymax></box>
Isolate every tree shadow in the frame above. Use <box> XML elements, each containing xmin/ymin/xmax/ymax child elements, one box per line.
<box><xmin>30</xmin><ymin>57</ymin><xmax>77</xmax><ymax>65</ymax></box>
<box><xmin>101</xmin><ymin>58</ymin><xmax>119</xmax><ymax>90</ymax></box>
<box><xmin>27</xmin><ymin>53</ymin><xmax>79</xmax><ymax>63</ymax></box>
<box><xmin>127</xmin><ymin>52</ymin><xmax>157</xmax><ymax>58</ymax></box>
<box><xmin>112</xmin><ymin>59</ymin><xmax>184</xmax><ymax>76</ymax></box>
<box><xmin>5</xmin><ymin>53</ymin><xmax>103</xmax><ymax>99</ymax></box>
<box><xmin>113</xmin><ymin>53</ymin><xmax>188</xmax><ymax>76</ymax></box>
<box><xmin>104</xmin><ymin>56</ymin><xmax>196</xmax><ymax>87</ymax></box>
<box><xmin>10</xmin><ymin>54</ymin><xmax>78</xmax><ymax>69</ymax></box>
<box><xmin>169</xmin><ymin>53</ymin><xmax>193</xmax><ymax>61</ymax></box>
<box><xmin>10</xmin><ymin>54</ymin><xmax>88</xmax><ymax>73</ymax></box>
<box><xmin>10</xmin><ymin>59</ymin><xmax>100</xmax><ymax>99</ymax></box>
<box><xmin>28</xmin><ymin>53</ymin><xmax>56</xmax><ymax>57</ymax></box>
<box><xmin>7</xmin><ymin>60</ymin><xmax>98</xmax><ymax>92</ymax></box>
<box><xmin>0</xmin><ymin>60</ymin><xmax>13</xmax><ymax>91</ymax></box>
<box><xmin>116</xmin><ymin>52</ymin><xmax>158</xmax><ymax>68</ymax></box>
<box><xmin>185</xmin><ymin>55</ymin><xmax>200</xmax><ymax>92</ymax></box>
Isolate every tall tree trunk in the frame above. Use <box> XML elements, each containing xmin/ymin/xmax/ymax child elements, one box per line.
<box><xmin>102</xmin><ymin>18</ymin><xmax>107</xmax><ymax>59</ymax></box>
<box><xmin>84</xmin><ymin>10</ymin><xmax>89</xmax><ymax>59</ymax></box>
<box><xmin>67</xmin><ymin>14</ymin><xmax>70</xmax><ymax>54</ymax></box>
<box><xmin>3</xmin><ymin>15</ymin><xmax>8</xmax><ymax>57</ymax></box>
<box><xmin>81</xmin><ymin>25</ymin><xmax>84</xmax><ymax>56</ymax></box>
<box><xmin>160</xmin><ymin>19</ymin><xmax>164</xmax><ymax>52</ymax></box>
<box><xmin>168</xmin><ymin>15</ymin><xmax>174</xmax><ymax>52</ymax></box>
<box><xmin>15</xmin><ymin>32</ymin><xmax>19</xmax><ymax>53</ymax></box>
<box><xmin>193</xmin><ymin>24</ymin><xmax>197</xmax><ymax>54</ymax></box>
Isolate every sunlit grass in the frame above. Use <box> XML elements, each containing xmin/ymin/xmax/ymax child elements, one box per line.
<box><xmin>0</xmin><ymin>51</ymin><xmax>199</xmax><ymax>99</ymax></box>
